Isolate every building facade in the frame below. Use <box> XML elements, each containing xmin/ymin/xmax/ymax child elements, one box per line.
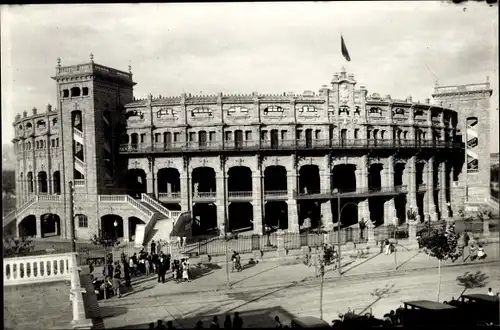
<box><xmin>5</xmin><ymin>58</ymin><xmax>492</xmax><ymax>244</ymax></box>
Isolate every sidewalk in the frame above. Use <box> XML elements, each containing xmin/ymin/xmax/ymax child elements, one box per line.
<box><xmin>98</xmin><ymin>242</ymin><xmax>500</xmax><ymax>300</ymax></box>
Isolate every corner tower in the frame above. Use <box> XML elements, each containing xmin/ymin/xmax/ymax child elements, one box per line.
<box><xmin>51</xmin><ymin>55</ymin><xmax>135</xmax><ymax>236</ymax></box>
<box><xmin>432</xmin><ymin>79</ymin><xmax>492</xmax><ymax>206</ymax></box>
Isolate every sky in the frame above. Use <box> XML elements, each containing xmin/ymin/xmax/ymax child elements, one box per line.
<box><xmin>1</xmin><ymin>1</ymin><xmax>498</xmax><ymax>151</ymax></box>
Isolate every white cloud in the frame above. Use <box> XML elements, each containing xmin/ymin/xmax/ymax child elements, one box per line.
<box><xmin>1</xmin><ymin>1</ymin><xmax>498</xmax><ymax>150</ymax></box>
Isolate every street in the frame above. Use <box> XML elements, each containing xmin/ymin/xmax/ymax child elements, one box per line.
<box><xmin>99</xmin><ymin>261</ymin><xmax>500</xmax><ymax>329</ymax></box>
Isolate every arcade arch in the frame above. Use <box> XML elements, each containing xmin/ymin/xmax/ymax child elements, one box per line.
<box><xmin>299</xmin><ymin>165</ymin><xmax>320</xmax><ymax>194</ymax></box>
<box><xmin>264</xmin><ymin>201</ymin><xmax>288</xmax><ymax>230</ymax></box>
<box><xmin>331</xmin><ymin>164</ymin><xmax>356</xmax><ymax>192</ymax></box>
<box><xmin>18</xmin><ymin>215</ymin><xmax>37</xmax><ymax>237</ymax></box>
<box><xmin>101</xmin><ymin>214</ymin><xmax>124</xmax><ymax>239</ymax></box>
<box><xmin>41</xmin><ymin>213</ymin><xmax>61</xmax><ymax>237</ymax></box>
<box><xmin>227</xmin><ymin>166</ymin><xmax>252</xmax><ymax>192</ymax></box>
<box><xmin>157</xmin><ymin>168</ymin><xmax>180</xmax><ymax>196</ymax></box>
<box><xmin>192</xmin><ymin>203</ymin><xmax>217</xmax><ymax>236</ymax></box>
<box><xmin>264</xmin><ymin>166</ymin><xmax>287</xmax><ymax>192</ymax></box>
<box><xmin>126</xmin><ymin>169</ymin><xmax>147</xmax><ymax>198</ymax></box>
<box><xmin>228</xmin><ymin>202</ymin><xmax>253</xmax><ymax>232</ymax></box>
<box><xmin>192</xmin><ymin>167</ymin><xmax>216</xmax><ymax>194</ymax></box>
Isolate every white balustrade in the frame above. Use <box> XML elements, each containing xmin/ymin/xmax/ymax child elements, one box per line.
<box><xmin>141</xmin><ymin>193</ymin><xmax>171</xmax><ymax>218</ymax></box>
<box><xmin>171</xmin><ymin>211</ymin><xmax>182</xmax><ymax>219</ymax></box>
<box><xmin>98</xmin><ymin>195</ymin><xmax>127</xmax><ymax>202</ymax></box>
<box><xmin>4</xmin><ymin>252</ymin><xmax>75</xmax><ymax>286</ymax></box>
<box><xmin>126</xmin><ymin>196</ymin><xmax>154</xmax><ymax>217</ymax></box>
<box><xmin>74</xmin><ymin>179</ymin><xmax>86</xmax><ymax>187</ymax></box>
<box><xmin>38</xmin><ymin>195</ymin><xmax>61</xmax><ymax>201</ymax></box>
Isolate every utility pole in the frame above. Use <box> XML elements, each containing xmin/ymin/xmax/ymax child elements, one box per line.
<box><xmin>221</xmin><ymin>155</ymin><xmax>230</xmax><ymax>289</ymax></box>
<box><xmin>337</xmin><ymin>192</ymin><xmax>341</xmax><ymax>276</ymax></box>
<box><xmin>68</xmin><ymin>181</ymin><xmax>76</xmax><ymax>252</ymax></box>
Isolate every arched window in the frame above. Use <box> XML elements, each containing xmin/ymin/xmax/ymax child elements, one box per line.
<box><xmin>62</xmin><ymin>89</ymin><xmax>69</xmax><ymax>98</ymax></box>
<box><xmin>82</xmin><ymin>87</ymin><xmax>89</xmax><ymax>96</ymax></box>
<box><xmin>70</xmin><ymin>87</ymin><xmax>81</xmax><ymax>97</ymax></box>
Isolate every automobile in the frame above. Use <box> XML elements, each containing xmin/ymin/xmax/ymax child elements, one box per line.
<box><xmin>290</xmin><ymin>316</ymin><xmax>330</xmax><ymax>328</ymax></box>
<box><xmin>401</xmin><ymin>300</ymin><xmax>459</xmax><ymax>326</ymax></box>
<box><xmin>458</xmin><ymin>294</ymin><xmax>499</xmax><ymax>325</ymax></box>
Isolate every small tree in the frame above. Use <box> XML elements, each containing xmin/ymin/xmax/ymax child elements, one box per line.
<box><xmin>419</xmin><ymin>222</ymin><xmax>462</xmax><ymax>302</ymax></box>
<box><xmin>90</xmin><ymin>230</ymin><xmax>120</xmax><ymax>300</ymax></box>
<box><xmin>476</xmin><ymin>207</ymin><xmax>492</xmax><ymax>221</ymax></box>
<box><xmin>456</xmin><ymin>271</ymin><xmax>489</xmax><ymax>298</ymax></box>
<box><xmin>3</xmin><ymin>234</ymin><xmax>34</xmax><ymax>258</ymax></box>
<box><xmin>358</xmin><ymin>283</ymin><xmax>400</xmax><ymax>315</ymax></box>
<box><xmin>407</xmin><ymin>210</ymin><xmax>417</xmax><ymax>222</ymax></box>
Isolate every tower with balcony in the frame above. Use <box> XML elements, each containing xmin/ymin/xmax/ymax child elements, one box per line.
<box><xmin>432</xmin><ymin>79</ymin><xmax>492</xmax><ymax>208</ymax></box>
<box><xmin>51</xmin><ymin>55</ymin><xmax>135</xmax><ymax>237</ymax></box>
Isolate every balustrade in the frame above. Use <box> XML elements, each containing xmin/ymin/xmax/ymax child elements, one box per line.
<box><xmin>158</xmin><ymin>192</ymin><xmax>181</xmax><ymax>200</ymax></box>
<box><xmin>228</xmin><ymin>191</ymin><xmax>253</xmax><ymax>198</ymax></box>
<box><xmin>73</xmin><ymin>179</ymin><xmax>86</xmax><ymax>187</ymax></box>
<box><xmin>4</xmin><ymin>252</ymin><xmax>75</xmax><ymax>286</ymax></box>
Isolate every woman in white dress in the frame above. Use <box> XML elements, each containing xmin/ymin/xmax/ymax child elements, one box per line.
<box><xmin>182</xmin><ymin>259</ymin><xmax>190</xmax><ymax>282</ymax></box>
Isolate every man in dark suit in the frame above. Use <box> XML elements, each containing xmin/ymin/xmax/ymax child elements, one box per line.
<box><xmin>157</xmin><ymin>253</ymin><xmax>167</xmax><ymax>283</ymax></box>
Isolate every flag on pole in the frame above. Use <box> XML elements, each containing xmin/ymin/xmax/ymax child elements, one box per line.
<box><xmin>341</xmin><ymin>34</ymin><xmax>351</xmax><ymax>62</ymax></box>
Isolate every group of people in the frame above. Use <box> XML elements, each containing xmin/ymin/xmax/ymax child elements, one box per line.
<box><xmin>148</xmin><ymin>312</ymin><xmax>245</xmax><ymax>329</ymax></box>
<box><xmin>231</xmin><ymin>251</ymin><xmax>242</xmax><ymax>272</ymax></box>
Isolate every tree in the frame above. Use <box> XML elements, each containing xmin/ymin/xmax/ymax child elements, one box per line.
<box><xmin>456</xmin><ymin>271</ymin><xmax>489</xmax><ymax>298</ymax></box>
<box><xmin>418</xmin><ymin>222</ymin><xmax>462</xmax><ymax>302</ymax></box>
<box><xmin>358</xmin><ymin>283</ymin><xmax>400</xmax><ymax>315</ymax></box>
<box><xmin>90</xmin><ymin>230</ymin><xmax>120</xmax><ymax>300</ymax></box>
<box><xmin>3</xmin><ymin>233</ymin><xmax>34</xmax><ymax>258</ymax></box>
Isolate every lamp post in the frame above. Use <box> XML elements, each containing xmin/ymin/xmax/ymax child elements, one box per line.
<box><xmin>446</xmin><ymin>202</ymin><xmax>451</xmax><ymax>220</ymax></box>
<box><xmin>113</xmin><ymin>220</ymin><xmax>118</xmax><ymax>240</ymax></box>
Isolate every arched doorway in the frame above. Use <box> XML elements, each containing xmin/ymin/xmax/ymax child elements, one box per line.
<box><xmin>192</xmin><ymin>167</ymin><xmax>216</xmax><ymax>194</ymax></box>
<box><xmin>227</xmin><ymin>166</ymin><xmax>252</xmax><ymax>193</ymax></box>
<box><xmin>18</xmin><ymin>215</ymin><xmax>37</xmax><ymax>238</ymax></box>
<box><xmin>53</xmin><ymin>171</ymin><xmax>61</xmax><ymax>194</ymax></box>
<box><xmin>332</xmin><ymin>164</ymin><xmax>356</xmax><ymax>192</ymax></box>
<box><xmin>101</xmin><ymin>214</ymin><xmax>124</xmax><ymax>239</ymax></box>
<box><xmin>38</xmin><ymin>171</ymin><xmax>48</xmax><ymax>194</ymax></box>
<box><xmin>264</xmin><ymin>166</ymin><xmax>287</xmax><ymax>192</ymax></box>
<box><xmin>299</xmin><ymin>165</ymin><xmax>320</xmax><ymax>194</ymax></box>
<box><xmin>128</xmin><ymin>217</ymin><xmax>145</xmax><ymax>242</ymax></box>
<box><xmin>228</xmin><ymin>202</ymin><xmax>253</xmax><ymax>232</ymax></box>
<box><xmin>41</xmin><ymin>213</ymin><xmax>61</xmax><ymax>237</ymax></box>
<box><xmin>192</xmin><ymin>203</ymin><xmax>217</xmax><ymax>236</ymax></box>
<box><xmin>126</xmin><ymin>169</ymin><xmax>147</xmax><ymax>198</ymax></box>
<box><xmin>157</xmin><ymin>168</ymin><xmax>181</xmax><ymax>197</ymax></box>
<box><xmin>298</xmin><ymin>201</ymin><xmax>321</xmax><ymax>230</ymax></box>
<box><xmin>264</xmin><ymin>201</ymin><xmax>288</xmax><ymax>230</ymax></box>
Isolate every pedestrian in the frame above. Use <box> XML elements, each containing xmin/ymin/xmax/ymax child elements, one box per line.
<box><xmin>232</xmin><ymin>312</ymin><xmax>243</xmax><ymax>329</ymax></box>
<box><xmin>177</xmin><ymin>236</ymin><xmax>182</xmax><ymax>248</ymax></box>
<box><xmin>129</xmin><ymin>256</ymin><xmax>136</xmax><ymax>276</ymax></box>
<box><xmin>384</xmin><ymin>238</ymin><xmax>390</xmax><ymax>255</ymax></box>
<box><xmin>112</xmin><ymin>262</ymin><xmax>122</xmax><ymax>298</ymax></box>
<box><xmin>274</xmin><ymin>316</ymin><xmax>282</xmax><ymax>328</ymax></box>
<box><xmin>477</xmin><ymin>245</ymin><xmax>486</xmax><ymax>260</ymax></box>
<box><xmin>155</xmin><ymin>320</ymin><xmax>167</xmax><ymax>330</ymax></box>
<box><xmin>182</xmin><ymin>236</ymin><xmax>187</xmax><ymax>247</ymax></box>
<box><xmin>145</xmin><ymin>258</ymin><xmax>150</xmax><ymax>276</ymax></box>
<box><xmin>223</xmin><ymin>315</ymin><xmax>232</xmax><ymax>330</ymax></box>
<box><xmin>157</xmin><ymin>254</ymin><xmax>166</xmax><ymax>283</ymax></box>
<box><xmin>166</xmin><ymin>320</ymin><xmax>176</xmax><ymax>329</ymax></box>
<box><xmin>151</xmin><ymin>240</ymin><xmax>156</xmax><ymax>255</ymax></box>
<box><xmin>488</xmin><ymin>288</ymin><xmax>495</xmax><ymax>296</ymax></box>
<box><xmin>182</xmin><ymin>259</ymin><xmax>190</xmax><ymax>282</ymax></box>
<box><xmin>210</xmin><ymin>316</ymin><xmax>220</xmax><ymax>328</ymax></box>
<box><xmin>195</xmin><ymin>320</ymin><xmax>204</xmax><ymax>329</ymax></box>
<box><xmin>470</xmin><ymin>244</ymin><xmax>478</xmax><ymax>261</ymax></box>
<box><xmin>149</xmin><ymin>322</ymin><xmax>155</xmax><ymax>329</ymax></box>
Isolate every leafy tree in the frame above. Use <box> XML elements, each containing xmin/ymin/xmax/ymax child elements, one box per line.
<box><xmin>3</xmin><ymin>233</ymin><xmax>34</xmax><ymax>258</ymax></box>
<box><xmin>358</xmin><ymin>283</ymin><xmax>400</xmax><ymax>315</ymax></box>
<box><xmin>418</xmin><ymin>222</ymin><xmax>462</xmax><ymax>302</ymax></box>
<box><xmin>456</xmin><ymin>271</ymin><xmax>489</xmax><ymax>298</ymax></box>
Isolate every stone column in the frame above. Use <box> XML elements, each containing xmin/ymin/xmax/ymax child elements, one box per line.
<box><xmin>359</xmin><ymin>156</ymin><xmax>369</xmax><ymax>191</ymax></box>
<box><xmin>146</xmin><ymin>171</ymin><xmax>154</xmax><ymax>195</ymax></box>
<box><xmin>123</xmin><ymin>217</ymin><xmax>130</xmax><ymax>243</ymax></box>
<box><xmin>406</xmin><ymin>156</ymin><xmax>418</xmax><ymax>215</ymax></box>
<box><xmin>287</xmin><ymin>166</ymin><xmax>299</xmax><ymax>232</ymax></box>
<box><xmin>320</xmin><ymin>162</ymin><xmax>333</xmax><ymax>229</ymax></box>
<box><xmin>252</xmin><ymin>174</ymin><xmax>263</xmax><ymax>235</ymax></box>
<box><xmin>384</xmin><ymin>198</ymin><xmax>397</xmax><ymax>225</ymax></box>
<box><xmin>36</xmin><ymin>215</ymin><xmax>42</xmax><ymax>238</ymax></box>
<box><xmin>216</xmin><ymin>174</ymin><xmax>226</xmax><ymax>235</ymax></box>
<box><xmin>366</xmin><ymin>220</ymin><xmax>376</xmax><ymax>246</ymax></box>
<box><xmin>321</xmin><ymin>201</ymin><xmax>333</xmax><ymax>229</ymax></box>
<box><xmin>386</xmin><ymin>156</ymin><xmax>395</xmax><ymax>187</ymax></box>
<box><xmin>408</xmin><ymin>220</ymin><xmax>418</xmax><ymax>246</ymax></box>
<box><xmin>180</xmin><ymin>173</ymin><xmax>190</xmax><ymax>212</ymax></box>
<box><xmin>358</xmin><ymin>199</ymin><xmax>371</xmax><ymax>224</ymax></box>
<box><xmin>422</xmin><ymin>161</ymin><xmax>430</xmax><ymax>220</ymax></box>
<box><xmin>439</xmin><ymin>162</ymin><xmax>450</xmax><ymax>219</ymax></box>
<box><xmin>427</xmin><ymin>158</ymin><xmax>438</xmax><ymax>221</ymax></box>
<box><xmin>483</xmin><ymin>219</ymin><xmax>490</xmax><ymax>237</ymax></box>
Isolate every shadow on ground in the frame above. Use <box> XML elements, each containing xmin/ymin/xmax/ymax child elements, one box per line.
<box><xmin>99</xmin><ymin>306</ymin><xmax>128</xmax><ymax>319</ymax></box>
<box><xmin>111</xmin><ymin>305</ymin><xmax>297</xmax><ymax>329</ymax></box>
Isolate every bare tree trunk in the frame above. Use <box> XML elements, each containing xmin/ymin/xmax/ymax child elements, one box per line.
<box><xmin>320</xmin><ymin>272</ymin><xmax>324</xmax><ymax>320</ymax></box>
<box><xmin>437</xmin><ymin>259</ymin><xmax>441</xmax><ymax>302</ymax></box>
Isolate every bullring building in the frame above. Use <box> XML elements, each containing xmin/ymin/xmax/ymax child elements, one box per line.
<box><xmin>4</xmin><ymin>56</ymin><xmax>493</xmax><ymax>246</ymax></box>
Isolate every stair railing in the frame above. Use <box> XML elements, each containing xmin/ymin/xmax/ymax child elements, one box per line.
<box><xmin>141</xmin><ymin>193</ymin><xmax>171</xmax><ymax>218</ymax></box>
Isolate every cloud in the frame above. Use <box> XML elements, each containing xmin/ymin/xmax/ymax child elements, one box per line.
<box><xmin>1</xmin><ymin>2</ymin><xmax>498</xmax><ymax>150</ymax></box>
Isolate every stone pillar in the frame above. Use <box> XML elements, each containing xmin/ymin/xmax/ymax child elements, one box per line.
<box><xmin>422</xmin><ymin>161</ymin><xmax>430</xmax><ymax>219</ymax></box>
<box><xmin>123</xmin><ymin>217</ymin><xmax>130</xmax><ymax>243</ymax></box>
<box><xmin>408</xmin><ymin>220</ymin><xmax>418</xmax><ymax>247</ymax></box>
<box><xmin>406</xmin><ymin>156</ymin><xmax>418</xmax><ymax>215</ymax></box>
<box><xmin>287</xmin><ymin>167</ymin><xmax>299</xmax><ymax>232</ymax></box>
<box><xmin>386</xmin><ymin>156</ymin><xmax>395</xmax><ymax>187</ymax></box>
<box><xmin>277</xmin><ymin>230</ymin><xmax>287</xmax><ymax>258</ymax></box>
<box><xmin>483</xmin><ymin>219</ymin><xmax>490</xmax><ymax>237</ymax></box>
<box><xmin>358</xmin><ymin>156</ymin><xmax>369</xmax><ymax>191</ymax></box>
<box><xmin>216</xmin><ymin>175</ymin><xmax>226</xmax><ymax>235</ymax></box>
<box><xmin>36</xmin><ymin>215</ymin><xmax>42</xmax><ymax>238</ymax></box>
<box><xmin>358</xmin><ymin>199</ymin><xmax>371</xmax><ymax>224</ymax></box>
<box><xmin>252</xmin><ymin>174</ymin><xmax>263</xmax><ymax>235</ymax></box>
<box><xmin>427</xmin><ymin>158</ymin><xmax>438</xmax><ymax>221</ymax></box>
<box><xmin>439</xmin><ymin>162</ymin><xmax>450</xmax><ymax>219</ymax></box>
<box><xmin>180</xmin><ymin>173</ymin><xmax>190</xmax><ymax>212</ymax></box>
<box><xmin>146</xmin><ymin>171</ymin><xmax>154</xmax><ymax>195</ymax></box>
<box><xmin>321</xmin><ymin>200</ymin><xmax>332</xmax><ymax>229</ymax></box>
<box><xmin>384</xmin><ymin>198</ymin><xmax>397</xmax><ymax>225</ymax></box>
<box><xmin>366</xmin><ymin>220</ymin><xmax>376</xmax><ymax>246</ymax></box>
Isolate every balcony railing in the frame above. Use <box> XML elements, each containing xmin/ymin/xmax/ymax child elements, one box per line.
<box><xmin>264</xmin><ymin>190</ymin><xmax>288</xmax><ymax>198</ymax></box>
<box><xmin>192</xmin><ymin>192</ymin><xmax>217</xmax><ymax>200</ymax></box>
<box><xmin>394</xmin><ymin>185</ymin><xmax>408</xmax><ymax>193</ymax></box>
<box><xmin>98</xmin><ymin>195</ymin><xmax>127</xmax><ymax>202</ymax></box>
<box><xmin>158</xmin><ymin>192</ymin><xmax>181</xmax><ymax>200</ymax></box>
<box><xmin>38</xmin><ymin>195</ymin><xmax>61</xmax><ymax>201</ymax></box>
<box><xmin>4</xmin><ymin>252</ymin><xmax>75</xmax><ymax>286</ymax></box>
<box><xmin>119</xmin><ymin>139</ymin><xmax>460</xmax><ymax>154</ymax></box>
<box><xmin>228</xmin><ymin>191</ymin><xmax>253</xmax><ymax>199</ymax></box>
<box><xmin>74</xmin><ymin>179</ymin><xmax>86</xmax><ymax>187</ymax></box>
